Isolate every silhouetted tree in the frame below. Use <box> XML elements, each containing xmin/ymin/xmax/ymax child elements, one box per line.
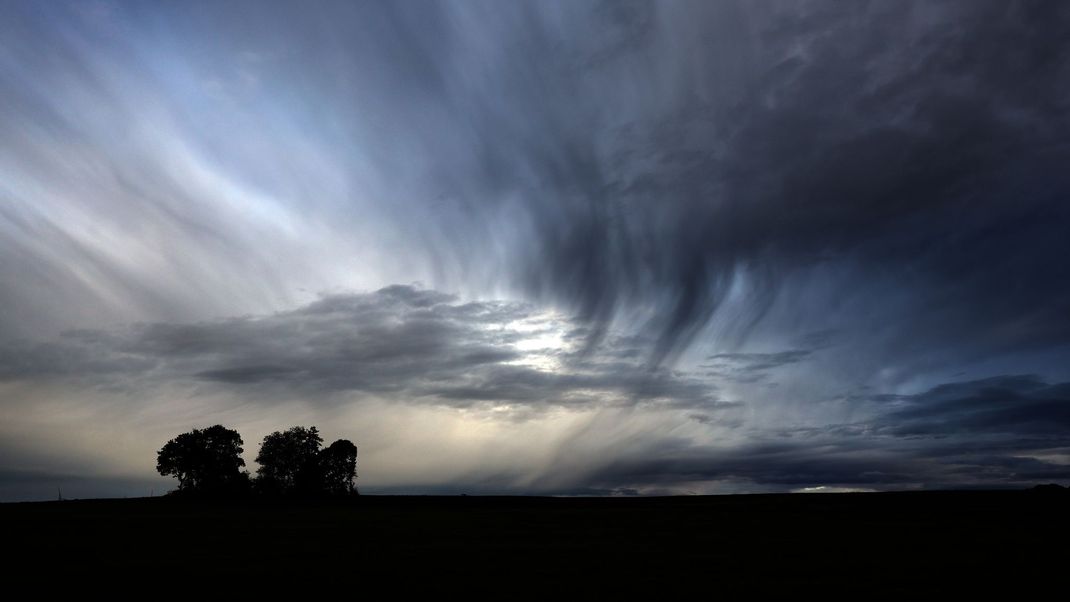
<box><xmin>255</xmin><ymin>426</ymin><xmax>323</xmax><ymax>496</ymax></box>
<box><xmin>319</xmin><ymin>439</ymin><xmax>358</xmax><ymax>495</ymax></box>
<box><xmin>157</xmin><ymin>425</ymin><xmax>249</xmax><ymax>495</ymax></box>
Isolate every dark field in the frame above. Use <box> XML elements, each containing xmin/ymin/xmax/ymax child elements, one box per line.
<box><xmin>3</xmin><ymin>491</ymin><xmax>1067</xmax><ymax>593</ymax></box>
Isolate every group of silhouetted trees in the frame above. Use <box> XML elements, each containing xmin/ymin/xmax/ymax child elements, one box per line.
<box><xmin>156</xmin><ymin>425</ymin><xmax>357</xmax><ymax>498</ymax></box>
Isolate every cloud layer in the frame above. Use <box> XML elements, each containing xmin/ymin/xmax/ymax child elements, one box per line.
<box><xmin>0</xmin><ymin>286</ymin><xmax>724</xmax><ymax>411</ymax></box>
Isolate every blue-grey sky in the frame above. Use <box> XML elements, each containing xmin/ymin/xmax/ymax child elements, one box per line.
<box><xmin>2</xmin><ymin>0</ymin><xmax>1069</xmax><ymax>501</ymax></box>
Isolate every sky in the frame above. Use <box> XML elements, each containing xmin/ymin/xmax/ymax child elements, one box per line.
<box><xmin>2</xmin><ymin>0</ymin><xmax>1069</xmax><ymax>501</ymax></box>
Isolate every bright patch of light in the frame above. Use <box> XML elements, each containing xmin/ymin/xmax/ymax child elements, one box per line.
<box><xmin>502</xmin><ymin>312</ymin><xmax>573</xmax><ymax>372</ymax></box>
<box><xmin>1012</xmin><ymin>453</ymin><xmax>1070</xmax><ymax>466</ymax></box>
<box><xmin>792</xmin><ymin>486</ymin><xmax>877</xmax><ymax>494</ymax></box>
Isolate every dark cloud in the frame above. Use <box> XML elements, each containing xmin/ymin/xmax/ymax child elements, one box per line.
<box><xmin>2</xmin><ymin>1</ymin><xmax>1068</xmax><ymax>372</ymax></box>
<box><xmin>561</xmin><ymin>374</ymin><xmax>1070</xmax><ymax>493</ymax></box>
<box><xmin>0</xmin><ymin>469</ymin><xmax>167</xmax><ymax>503</ymax></box>
<box><xmin>580</xmin><ymin>438</ymin><xmax>1070</xmax><ymax>493</ymax></box>
<box><xmin>877</xmin><ymin>375</ymin><xmax>1070</xmax><ymax>437</ymax></box>
<box><xmin>363</xmin><ymin>0</ymin><xmax>1070</xmax><ymax>366</ymax></box>
<box><xmin>703</xmin><ymin>350</ymin><xmax>813</xmax><ymax>382</ymax></box>
<box><xmin>0</xmin><ymin>286</ymin><xmax>724</xmax><ymax>412</ymax></box>
<box><xmin>587</xmin><ymin>444</ymin><xmax>923</xmax><ymax>489</ymax></box>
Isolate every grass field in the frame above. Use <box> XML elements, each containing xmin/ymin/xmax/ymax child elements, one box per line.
<box><xmin>3</xmin><ymin>490</ymin><xmax>1066</xmax><ymax>593</ymax></box>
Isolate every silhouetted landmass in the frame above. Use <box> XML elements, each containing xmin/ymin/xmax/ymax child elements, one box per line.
<box><xmin>2</xmin><ymin>491</ymin><xmax>1066</xmax><ymax>593</ymax></box>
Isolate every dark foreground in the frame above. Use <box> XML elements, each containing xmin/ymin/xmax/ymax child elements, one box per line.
<box><xmin>3</xmin><ymin>490</ymin><xmax>1067</xmax><ymax>593</ymax></box>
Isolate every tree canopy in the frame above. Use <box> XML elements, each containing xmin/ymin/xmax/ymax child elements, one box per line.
<box><xmin>320</xmin><ymin>439</ymin><xmax>358</xmax><ymax>495</ymax></box>
<box><xmin>255</xmin><ymin>425</ymin><xmax>324</xmax><ymax>495</ymax></box>
<box><xmin>254</xmin><ymin>426</ymin><xmax>359</xmax><ymax>497</ymax></box>
<box><xmin>156</xmin><ymin>425</ymin><xmax>248</xmax><ymax>495</ymax></box>
<box><xmin>158</xmin><ymin>424</ymin><xmax>357</xmax><ymax>498</ymax></box>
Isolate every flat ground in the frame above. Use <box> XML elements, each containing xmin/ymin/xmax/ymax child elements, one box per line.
<box><xmin>3</xmin><ymin>491</ymin><xmax>1066</xmax><ymax>593</ymax></box>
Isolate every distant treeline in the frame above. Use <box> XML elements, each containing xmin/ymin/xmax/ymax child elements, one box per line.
<box><xmin>157</xmin><ymin>425</ymin><xmax>356</xmax><ymax>498</ymax></box>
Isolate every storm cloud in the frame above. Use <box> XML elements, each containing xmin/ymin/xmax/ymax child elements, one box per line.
<box><xmin>2</xmin><ymin>1</ymin><xmax>1069</xmax><ymax>499</ymax></box>
<box><xmin>0</xmin><ymin>285</ymin><xmax>725</xmax><ymax>411</ymax></box>
<box><xmin>574</xmin><ymin>375</ymin><xmax>1070</xmax><ymax>494</ymax></box>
